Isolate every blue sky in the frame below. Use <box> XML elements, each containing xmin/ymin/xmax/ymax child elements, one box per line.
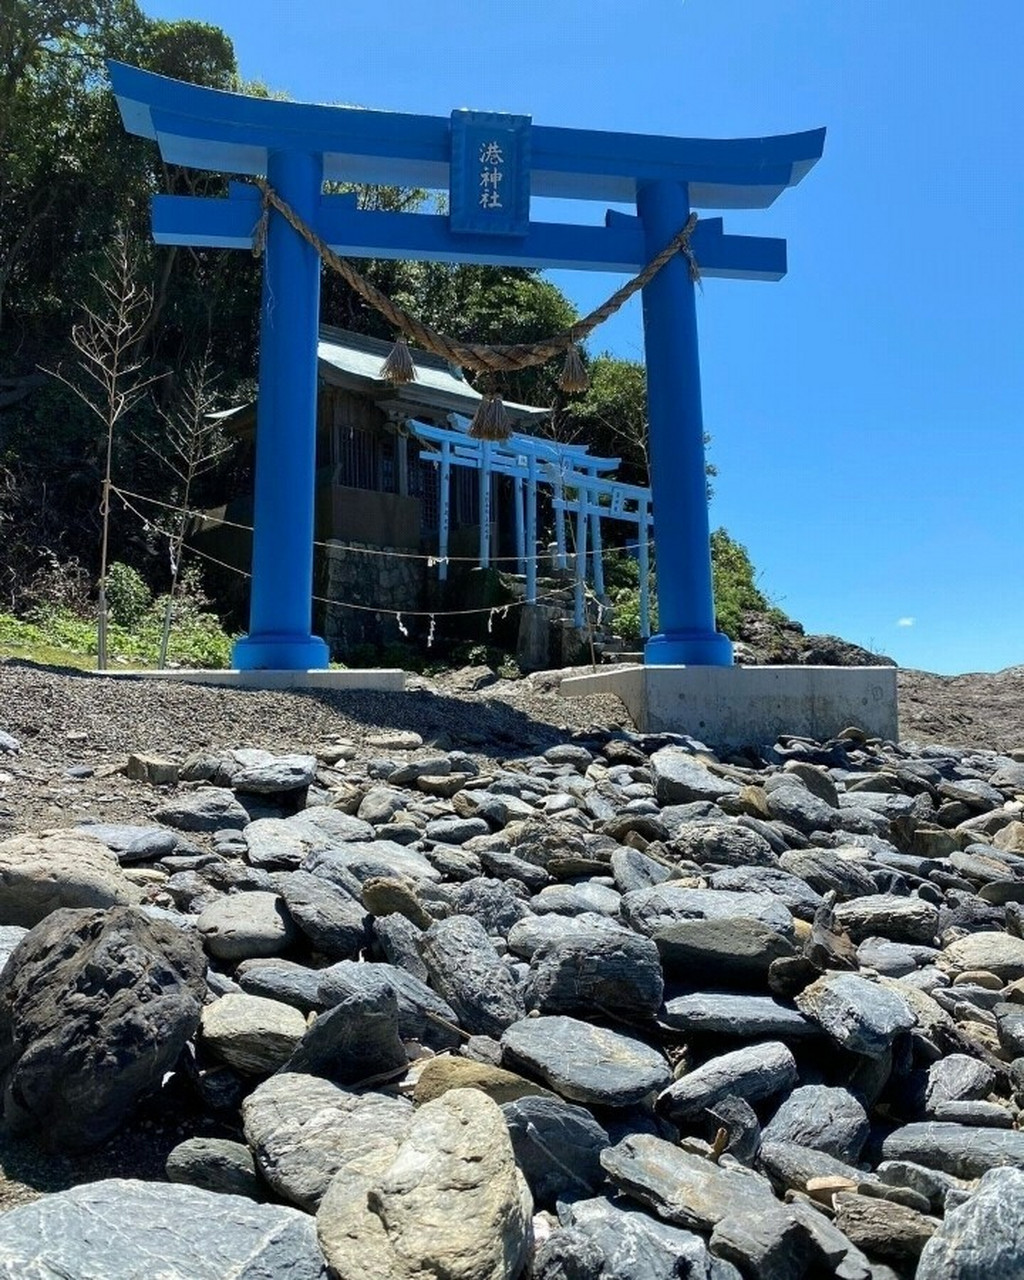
<box><xmin>139</xmin><ymin>0</ymin><xmax>1023</xmax><ymax>675</ymax></box>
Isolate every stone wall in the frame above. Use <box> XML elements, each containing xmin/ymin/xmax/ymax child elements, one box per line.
<box><xmin>322</xmin><ymin>540</ymin><xmax>426</xmax><ymax>656</ymax></box>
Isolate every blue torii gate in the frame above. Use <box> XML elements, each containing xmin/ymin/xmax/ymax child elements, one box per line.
<box><xmin>108</xmin><ymin>62</ymin><xmax>823</xmax><ymax>671</ymax></box>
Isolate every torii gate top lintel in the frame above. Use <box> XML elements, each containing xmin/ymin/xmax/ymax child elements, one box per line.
<box><xmin>107</xmin><ymin>61</ymin><xmax>825</xmax><ymax>672</ymax></box>
<box><xmin>107</xmin><ymin>61</ymin><xmax>823</xmax><ymax>210</ymax></box>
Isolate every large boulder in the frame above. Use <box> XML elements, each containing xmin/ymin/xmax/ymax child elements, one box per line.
<box><xmin>0</xmin><ymin>906</ymin><xmax>206</xmax><ymax>1149</ymax></box>
<box><xmin>0</xmin><ymin>1178</ymin><xmax>327</xmax><ymax>1278</ymax></box>
<box><xmin>0</xmin><ymin>830</ymin><xmax>141</xmax><ymax>926</ymax></box>
<box><xmin>316</xmin><ymin>1087</ymin><xmax>532</xmax><ymax>1280</ymax></box>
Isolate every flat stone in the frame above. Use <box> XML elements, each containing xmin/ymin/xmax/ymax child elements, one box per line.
<box><xmin>881</xmin><ymin>1122</ymin><xmax>1024</xmax><ymax>1179</ymax></box>
<box><xmin>316</xmin><ymin>1088</ymin><xmax>532</xmax><ymax>1280</ymax></box>
<box><xmin>622</xmin><ymin>884</ymin><xmax>793</xmax><ymax>938</ymax></box>
<box><xmin>650</xmin><ymin>749</ymin><xmax>740</xmax><ymax>805</ymax></box>
<box><xmin>506</xmin><ymin>911</ymin><xmax>632</xmax><ymax>960</ymax></box>
<box><xmin>200</xmin><ymin>992</ymin><xmax>307</xmax><ymax>1075</ymax></box>
<box><xmin>244</xmin><ymin>810</ymin><xmax>374</xmax><ymax>869</ymax></box>
<box><xmin>197</xmin><ymin>890</ymin><xmax>298</xmax><ymax>961</ymax></box>
<box><xmin>652</xmin><ymin>917</ymin><xmax>796</xmax><ymax>978</ymax></box>
<box><xmin>925</xmin><ymin>1054</ymin><xmax>996</xmax><ymax>1111</ymax></box>
<box><xmin>942</xmin><ymin>931</ymin><xmax>1024</xmax><ymax>980</ymax></box>
<box><xmin>765</xmin><ymin>784</ymin><xmax>840</xmax><ymax>834</ymax></box>
<box><xmin>526</xmin><ymin>927</ymin><xmax>664</xmax><ymax>1019</ymax></box>
<box><xmin>77</xmin><ymin>821</ymin><xmax>182</xmax><ymax>863</ymax></box>
<box><xmin>242</xmin><ymin>1071</ymin><xmax>414</xmax><ymax>1211</ymax></box>
<box><xmin>153</xmin><ymin>786</ymin><xmax>250</xmax><ymax>832</ymax></box>
<box><xmin>307</xmin><ymin>840</ymin><xmax>441</xmax><ymax>886</ymax></box>
<box><xmin>0</xmin><ymin>830</ymin><xmax>140</xmax><ymax>926</ymax></box>
<box><xmin>708</xmin><ymin>865</ymin><xmax>824</xmax><ymax>921</ymax></box>
<box><xmin>762</xmin><ymin>1085</ymin><xmax>870</xmax><ymax>1163</ymax></box>
<box><xmin>277</xmin><ymin>869</ymin><xmax>367</xmax><ymax>958</ymax></box>
<box><xmin>710</xmin><ymin>1205</ymin><xmax>819</xmax><ymax>1280</ymax></box>
<box><xmin>233</xmin><ymin>753</ymin><xmax>317</xmax><ymax>794</ymax></box>
<box><xmin>795</xmin><ymin>972</ymin><xmax>916</xmax><ymax>1057</ymax></box>
<box><xmin>0</xmin><ymin>1178</ymin><xmax>327</xmax><ymax>1279</ymax></box>
<box><xmin>833</xmin><ymin>894</ymin><xmax>940</xmax><ymax>944</ymax></box>
<box><xmin>833</xmin><ymin>1191</ymin><xmax>938</xmax><ymax>1267</ymax></box>
<box><xmin>757</xmin><ymin>1140</ymin><xmax>876</xmax><ymax>1196</ymax></box>
<box><xmin>779</xmin><ymin>848</ymin><xmax>877</xmax><ymax>900</ymax></box>
<box><xmin>669</xmin><ymin>821</ymin><xmax>778</xmax><ymax>868</ymax></box>
<box><xmin>502</xmin><ymin>1015</ymin><xmax>671</xmax><ymax>1107</ymax></box>
<box><xmin>418</xmin><ymin>914</ymin><xmax>525</xmax><ymax>1037</ymax></box>
<box><xmin>531</xmin><ymin>882</ymin><xmax>622</xmax><ymax>917</ymax></box>
<box><xmin>601</xmin><ymin>1133</ymin><xmax>778</xmax><ymax>1232</ymax></box>
<box><xmin>414</xmin><ymin>1055</ymin><xmax>553</xmax><ymax>1105</ymax></box>
<box><xmin>502</xmin><ymin>1096</ymin><xmax>609</xmax><ymax>1207</ymax></box>
<box><xmin>236</xmin><ymin>957</ymin><xmax>327</xmax><ymax>1013</ymax></box>
<box><xmin>916</xmin><ymin>1166</ymin><xmax>1024</xmax><ymax>1279</ymax></box>
<box><xmin>658</xmin><ymin>1041</ymin><xmax>798</xmax><ymax>1123</ymax></box>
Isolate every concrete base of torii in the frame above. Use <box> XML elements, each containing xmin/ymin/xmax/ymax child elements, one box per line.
<box><xmin>107</xmin><ymin>668</ymin><xmax>406</xmax><ymax>692</ymax></box>
<box><xmin>561</xmin><ymin>664</ymin><xmax>899</xmax><ymax>748</ymax></box>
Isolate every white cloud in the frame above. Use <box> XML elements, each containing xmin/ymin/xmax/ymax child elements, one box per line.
<box><xmin>897</xmin><ymin>617</ymin><xmax>916</xmax><ymax>628</ymax></box>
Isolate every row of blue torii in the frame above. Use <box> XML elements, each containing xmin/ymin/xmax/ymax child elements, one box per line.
<box><xmin>108</xmin><ymin>62</ymin><xmax>824</xmax><ymax>671</ymax></box>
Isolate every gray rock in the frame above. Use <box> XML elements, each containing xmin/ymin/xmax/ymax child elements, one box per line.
<box><xmin>373</xmin><ymin>911</ymin><xmax>429</xmax><ymax>981</ymax></box>
<box><xmin>779</xmin><ymin>848</ymin><xmax>878</xmax><ymax>900</ymax></box>
<box><xmin>154</xmin><ymin>786</ymin><xmax>250</xmax><ymax>832</ymax></box>
<box><xmin>165</xmin><ymin>1137</ymin><xmax>262</xmax><ymax>1199</ymax></box>
<box><xmin>795</xmin><ymin>972</ymin><xmax>915</xmax><ymax>1057</ymax></box>
<box><xmin>762</xmin><ymin>1085</ymin><xmax>870</xmax><ymax>1162</ymax></box>
<box><xmin>242</xmin><ymin>1071</ymin><xmax>414</xmax><ymax>1211</ymax></box>
<box><xmin>532</xmin><ymin>882</ymin><xmax>623</xmax><ymax>917</ymax></box>
<box><xmin>358</xmin><ymin>785</ymin><xmax>410</xmax><ymax>824</ymax></box>
<box><xmin>0</xmin><ymin>1178</ymin><xmax>326</xmax><ymax>1279</ymax></box>
<box><xmin>418</xmin><ymin>914</ymin><xmax>525</xmax><ymax>1037</ymax></box>
<box><xmin>881</xmin><ymin>1122</ymin><xmax>1024</xmax><ymax>1179</ymax></box>
<box><xmin>445</xmin><ymin>875</ymin><xmax>529</xmax><ymax>934</ymax></box>
<box><xmin>197</xmin><ymin>890</ymin><xmax>298</xmax><ymax>961</ymax></box>
<box><xmin>916</xmin><ymin>1165</ymin><xmax>1024</xmax><ymax>1278</ymax></box>
<box><xmin>708</xmin><ymin>864</ymin><xmax>823</xmax><ymax>920</ymax></box>
<box><xmin>661</xmin><ymin>992</ymin><xmax>816</xmax><ymax>1041</ymax></box>
<box><xmin>832</xmin><ymin>1191</ymin><xmax>939</xmax><ymax>1268</ymax></box>
<box><xmin>506</xmin><ymin>911</ymin><xmax>632</xmax><ymax>960</ymax></box>
<box><xmin>652</xmin><ymin>917</ymin><xmax>795</xmax><ymax>979</ymax></box>
<box><xmin>425</xmin><ymin>815</ymin><xmax>490</xmax><ymax>844</ymax></box>
<box><xmin>925</xmin><ymin>1054</ymin><xmax>996</xmax><ymax>1111</ymax></box>
<box><xmin>757</xmin><ymin>1140</ymin><xmax>875</xmax><ymax>1195</ymax></box>
<box><xmin>502</xmin><ymin>1014</ymin><xmax>670</xmax><ymax>1107</ymax></box>
<box><xmin>601</xmin><ymin>1133</ymin><xmax>778</xmax><ymax>1231</ymax></box>
<box><xmin>0</xmin><ymin>732</ymin><xmax>20</xmax><ymax>755</ymax></box>
<box><xmin>502</xmin><ymin>1095</ymin><xmax>609</xmax><ymax>1206</ymax></box>
<box><xmin>316</xmin><ymin>1087</ymin><xmax>532</xmax><ymax>1280</ymax></box>
<box><xmin>610</xmin><ymin>846</ymin><xmax>677</xmax><ymax>893</ymax></box>
<box><xmin>200</xmin><ymin>992</ymin><xmax>307</xmax><ymax>1075</ymax></box>
<box><xmin>236</xmin><ymin>957</ymin><xmax>328</xmax><ymax>1012</ymax></box>
<box><xmin>277</xmin><ymin>869</ymin><xmax>367</xmax><ymax>957</ymax></box>
<box><xmin>307</xmin><ymin>840</ymin><xmax>441</xmax><ymax>886</ymax></box>
<box><xmin>281</xmin><ymin>982</ymin><xmax>407</xmax><ymax>1085</ymax></box>
<box><xmin>317</xmin><ymin>958</ymin><xmax>461</xmax><ymax>1050</ymax></box>
<box><xmin>479</xmin><ymin>845</ymin><xmax>552</xmax><ymax>890</ymax></box>
<box><xmin>0</xmin><ymin>830</ymin><xmax>140</xmax><ymax>926</ymax></box>
<box><xmin>540</xmin><ymin>1196</ymin><xmax>742</xmax><ymax>1280</ymax></box>
<box><xmin>942</xmin><ymin>931</ymin><xmax>1024</xmax><ymax>980</ymax></box>
<box><xmin>658</xmin><ymin>1042</ymin><xmax>798</xmax><ymax>1123</ymax></box>
<box><xmin>623</xmin><ymin>884</ymin><xmax>793</xmax><ymax>936</ymax></box>
<box><xmin>671</xmin><ymin>820</ymin><xmax>778</xmax><ymax>868</ymax></box>
<box><xmin>856</xmin><ymin>937</ymin><xmax>937</xmax><ymax>976</ymax></box>
<box><xmin>0</xmin><ymin>926</ymin><xmax>26</xmax><ymax>977</ymax></box>
<box><xmin>710</xmin><ymin>1204</ymin><xmax>819</xmax><ymax>1280</ymax></box>
<box><xmin>233</xmin><ymin>753</ymin><xmax>317</xmax><ymax>794</ymax></box>
<box><xmin>526</xmin><ymin>927</ymin><xmax>664</xmax><ymax>1019</ymax></box>
<box><xmin>0</xmin><ymin>906</ymin><xmax>205</xmax><ymax>1149</ymax></box>
<box><xmin>833</xmin><ymin>893</ymin><xmax>940</xmax><ymax>944</ymax></box>
<box><xmin>651</xmin><ymin>749</ymin><xmax>740</xmax><ymax>805</ymax></box>
<box><xmin>765</xmin><ymin>783</ymin><xmax>840</xmax><ymax>834</ymax></box>
<box><xmin>244</xmin><ymin>810</ymin><xmax>374</xmax><ymax>869</ymax></box>
<box><xmin>77</xmin><ymin>821</ymin><xmax>182</xmax><ymax>862</ymax></box>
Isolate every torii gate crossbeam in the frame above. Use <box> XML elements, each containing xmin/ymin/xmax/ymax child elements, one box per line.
<box><xmin>108</xmin><ymin>62</ymin><xmax>824</xmax><ymax>671</ymax></box>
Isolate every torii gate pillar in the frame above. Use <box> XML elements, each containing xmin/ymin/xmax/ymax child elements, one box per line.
<box><xmin>233</xmin><ymin>150</ymin><xmax>329</xmax><ymax>670</ymax></box>
<box><xmin>638</xmin><ymin>180</ymin><xmax>732</xmax><ymax>666</ymax></box>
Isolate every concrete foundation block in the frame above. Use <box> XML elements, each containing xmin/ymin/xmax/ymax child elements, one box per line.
<box><xmin>560</xmin><ymin>665</ymin><xmax>898</xmax><ymax>748</ymax></box>
<box><xmin>109</xmin><ymin>669</ymin><xmax>406</xmax><ymax>692</ymax></box>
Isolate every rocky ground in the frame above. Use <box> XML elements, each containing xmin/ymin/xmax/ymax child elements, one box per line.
<box><xmin>0</xmin><ymin>656</ymin><xmax>1023</xmax><ymax>1277</ymax></box>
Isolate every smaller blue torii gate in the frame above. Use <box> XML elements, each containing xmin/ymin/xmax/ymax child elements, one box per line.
<box><xmin>107</xmin><ymin>62</ymin><xmax>823</xmax><ymax>670</ymax></box>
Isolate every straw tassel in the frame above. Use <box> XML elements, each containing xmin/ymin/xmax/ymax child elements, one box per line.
<box><xmin>380</xmin><ymin>336</ymin><xmax>416</xmax><ymax>385</ymax></box>
<box><xmin>557</xmin><ymin>341</ymin><xmax>589</xmax><ymax>393</ymax></box>
<box><xmin>468</xmin><ymin>394</ymin><xmax>512</xmax><ymax>441</ymax></box>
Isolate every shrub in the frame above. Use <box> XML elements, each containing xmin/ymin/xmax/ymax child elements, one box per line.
<box><xmin>105</xmin><ymin>562</ymin><xmax>151</xmax><ymax>627</ymax></box>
